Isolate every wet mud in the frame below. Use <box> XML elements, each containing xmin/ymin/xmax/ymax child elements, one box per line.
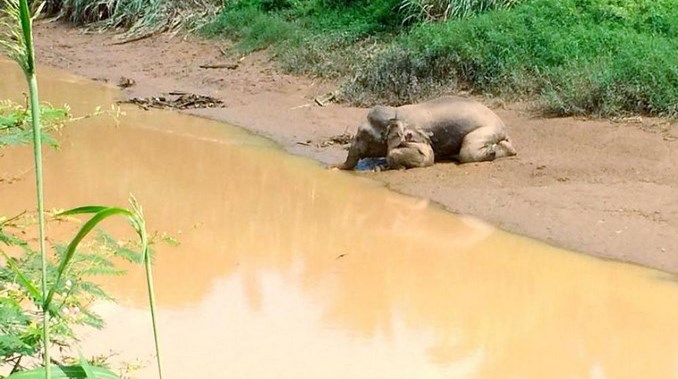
<box><xmin>1</xmin><ymin>61</ymin><xmax>678</xmax><ymax>379</ymax></box>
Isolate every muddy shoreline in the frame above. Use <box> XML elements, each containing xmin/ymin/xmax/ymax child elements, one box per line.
<box><xmin>30</xmin><ymin>22</ymin><xmax>678</xmax><ymax>272</ymax></box>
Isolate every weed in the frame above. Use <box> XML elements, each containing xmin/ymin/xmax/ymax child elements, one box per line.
<box><xmin>347</xmin><ymin>0</ymin><xmax>678</xmax><ymax>116</ymax></box>
<box><xmin>398</xmin><ymin>0</ymin><xmax>522</xmax><ymax>24</ymax></box>
<box><xmin>1</xmin><ymin>1</ymin><xmax>166</xmax><ymax>378</ymax></box>
<box><xmin>42</xmin><ymin>0</ymin><xmax>222</xmax><ymax>40</ymax></box>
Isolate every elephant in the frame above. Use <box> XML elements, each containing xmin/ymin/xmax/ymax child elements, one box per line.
<box><xmin>336</xmin><ymin>96</ymin><xmax>517</xmax><ymax>170</ymax></box>
<box><xmin>385</xmin><ymin>119</ymin><xmax>435</xmax><ymax>170</ymax></box>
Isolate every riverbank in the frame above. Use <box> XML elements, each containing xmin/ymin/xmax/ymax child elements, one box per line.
<box><xmin>31</xmin><ymin>22</ymin><xmax>678</xmax><ymax>272</ymax></box>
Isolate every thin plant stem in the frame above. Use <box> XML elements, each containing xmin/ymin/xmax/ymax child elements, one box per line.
<box><xmin>128</xmin><ymin>199</ymin><xmax>163</xmax><ymax>379</ymax></box>
<box><xmin>143</xmin><ymin>246</ymin><xmax>163</xmax><ymax>379</ymax></box>
<box><xmin>28</xmin><ymin>75</ymin><xmax>50</xmax><ymax>379</ymax></box>
<box><xmin>16</xmin><ymin>0</ymin><xmax>51</xmax><ymax>376</ymax></box>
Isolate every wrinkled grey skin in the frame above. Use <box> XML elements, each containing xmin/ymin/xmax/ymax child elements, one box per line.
<box><xmin>385</xmin><ymin>119</ymin><xmax>435</xmax><ymax>170</ymax></box>
<box><xmin>337</xmin><ymin>96</ymin><xmax>517</xmax><ymax>170</ymax></box>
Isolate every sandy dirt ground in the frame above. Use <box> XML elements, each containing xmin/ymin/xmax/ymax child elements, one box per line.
<box><xmin>29</xmin><ymin>22</ymin><xmax>677</xmax><ymax>273</ymax></box>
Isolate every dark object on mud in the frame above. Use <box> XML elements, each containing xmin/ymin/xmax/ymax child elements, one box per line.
<box><xmin>199</xmin><ymin>62</ymin><xmax>239</xmax><ymax>70</ymax></box>
<box><xmin>355</xmin><ymin>157</ymin><xmax>388</xmax><ymax>171</ymax></box>
<box><xmin>117</xmin><ymin>77</ymin><xmax>136</xmax><ymax>88</ymax></box>
<box><xmin>119</xmin><ymin>91</ymin><xmax>225</xmax><ymax>110</ymax></box>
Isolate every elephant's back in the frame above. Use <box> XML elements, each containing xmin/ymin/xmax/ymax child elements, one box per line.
<box><xmin>398</xmin><ymin>96</ymin><xmax>505</xmax><ymax>158</ymax></box>
<box><xmin>399</xmin><ymin>97</ymin><xmax>503</xmax><ymax>129</ymax></box>
<box><xmin>430</xmin><ymin>96</ymin><xmax>504</xmax><ymax>128</ymax></box>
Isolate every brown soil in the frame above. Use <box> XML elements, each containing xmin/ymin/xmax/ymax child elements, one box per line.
<box><xmin>32</xmin><ymin>22</ymin><xmax>678</xmax><ymax>273</ymax></box>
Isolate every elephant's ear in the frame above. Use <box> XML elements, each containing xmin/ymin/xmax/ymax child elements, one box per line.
<box><xmin>419</xmin><ymin>129</ymin><xmax>434</xmax><ymax>144</ymax></box>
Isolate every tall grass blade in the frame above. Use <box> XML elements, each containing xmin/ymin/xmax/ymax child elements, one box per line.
<box><xmin>128</xmin><ymin>197</ymin><xmax>163</xmax><ymax>379</ymax></box>
<box><xmin>45</xmin><ymin>207</ymin><xmax>134</xmax><ymax>308</ymax></box>
<box><xmin>17</xmin><ymin>0</ymin><xmax>35</xmax><ymax>74</ymax></box>
<box><xmin>54</xmin><ymin>202</ymin><xmax>164</xmax><ymax>379</ymax></box>
<box><xmin>4</xmin><ymin>0</ymin><xmax>55</xmax><ymax>377</ymax></box>
<box><xmin>143</xmin><ymin>245</ymin><xmax>163</xmax><ymax>379</ymax></box>
<box><xmin>58</xmin><ymin>206</ymin><xmax>110</xmax><ymax>215</ymax></box>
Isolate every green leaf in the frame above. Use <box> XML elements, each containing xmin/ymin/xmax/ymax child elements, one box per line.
<box><xmin>56</xmin><ymin>206</ymin><xmax>112</xmax><ymax>217</ymax></box>
<box><xmin>0</xmin><ymin>251</ymin><xmax>42</xmax><ymax>300</ymax></box>
<box><xmin>0</xmin><ymin>297</ymin><xmax>35</xmax><ymax>356</ymax></box>
<box><xmin>18</xmin><ymin>0</ymin><xmax>35</xmax><ymax>75</ymax></box>
<box><xmin>77</xmin><ymin>281</ymin><xmax>115</xmax><ymax>301</ymax></box>
<box><xmin>79</xmin><ymin>308</ymin><xmax>105</xmax><ymax>330</ymax></box>
<box><xmin>45</xmin><ymin>207</ymin><xmax>135</xmax><ymax>308</ymax></box>
<box><xmin>0</xmin><ymin>128</ymin><xmax>58</xmax><ymax>147</ymax></box>
<box><xmin>0</xmin><ymin>333</ymin><xmax>31</xmax><ymax>356</ymax></box>
<box><xmin>0</xmin><ymin>111</ymin><xmax>23</xmax><ymax>129</ymax></box>
<box><xmin>0</xmin><ymin>229</ymin><xmax>28</xmax><ymax>247</ymax></box>
<box><xmin>78</xmin><ymin>351</ymin><xmax>97</xmax><ymax>379</ymax></box>
<box><xmin>6</xmin><ymin>364</ymin><xmax>120</xmax><ymax>379</ymax></box>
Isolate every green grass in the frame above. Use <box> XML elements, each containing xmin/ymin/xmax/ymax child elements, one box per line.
<box><xmin>203</xmin><ymin>0</ymin><xmax>677</xmax><ymax>118</ymax></box>
<box><xmin>33</xmin><ymin>0</ymin><xmax>678</xmax><ymax>118</ymax></box>
<box><xmin>200</xmin><ymin>0</ymin><xmax>400</xmax><ymax>78</ymax></box>
<box><xmin>399</xmin><ymin>0</ymin><xmax>523</xmax><ymax>23</ymax></box>
<box><xmin>347</xmin><ymin>0</ymin><xmax>677</xmax><ymax>116</ymax></box>
<box><xmin>202</xmin><ymin>6</ymin><xmax>300</xmax><ymax>53</ymax></box>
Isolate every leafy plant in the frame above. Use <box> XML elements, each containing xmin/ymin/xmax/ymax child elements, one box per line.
<box><xmin>0</xmin><ymin>205</ymin><xmax>169</xmax><ymax>379</ymax></box>
<box><xmin>0</xmin><ymin>100</ymin><xmax>69</xmax><ymax>147</ymax></box>
<box><xmin>0</xmin><ymin>1</ymin><xmax>53</xmax><ymax>376</ymax></box>
<box><xmin>0</xmin><ymin>213</ymin><xmax>143</xmax><ymax>373</ymax></box>
<box><xmin>1</xmin><ymin>0</ymin><xmax>165</xmax><ymax>378</ymax></box>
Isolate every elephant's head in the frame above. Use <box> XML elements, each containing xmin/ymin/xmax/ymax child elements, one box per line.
<box><xmin>367</xmin><ymin>105</ymin><xmax>397</xmax><ymax>130</ymax></box>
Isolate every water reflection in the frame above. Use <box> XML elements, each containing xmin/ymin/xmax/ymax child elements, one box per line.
<box><xmin>2</xmin><ymin>60</ymin><xmax>678</xmax><ymax>378</ymax></box>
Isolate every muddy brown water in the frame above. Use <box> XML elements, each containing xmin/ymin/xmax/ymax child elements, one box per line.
<box><xmin>2</xmin><ymin>61</ymin><xmax>678</xmax><ymax>378</ymax></box>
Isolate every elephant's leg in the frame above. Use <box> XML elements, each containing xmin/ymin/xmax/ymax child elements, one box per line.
<box><xmin>458</xmin><ymin>127</ymin><xmax>508</xmax><ymax>163</ymax></box>
<box><xmin>387</xmin><ymin>143</ymin><xmax>434</xmax><ymax>169</ymax></box>
<box><xmin>387</xmin><ymin>148</ymin><xmax>414</xmax><ymax>170</ymax></box>
<box><xmin>495</xmin><ymin>139</ymin><xmax>517</xmax><ymax>158</ymax></box>
<box><xmin>336</xmin><ymin>126</ymin><xmax>376</xmax><ymax>170</ymax></box>
<box><xmin>337</xmin><ymin>142</ymin><xmax>362</xmax><ymax>170</ymax></box>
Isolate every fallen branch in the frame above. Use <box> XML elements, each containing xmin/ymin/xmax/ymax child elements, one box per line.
<box><xmin>314</xmin><ymin>92</ymin><xmax>336</xmax><ymax>107</ymax></box>
<box><xmin>110</xmin><ymin>28</ymin><xmax>164</xmax><ymax>45</ymax></box>
<box><xmin>199</xmin><ymin>63</ymin><xmax>239</xmax><ymax>70</ymax></box>
<box><xmin>119</xmin><ymin>92</ymin><xmax>224</xmax><ymax>110</ymax></box>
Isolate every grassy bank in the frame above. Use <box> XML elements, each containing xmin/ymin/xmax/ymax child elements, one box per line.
<box><xmin>203</xmin><ymin>0</ymin><xmax>677</xmax><ymax>117</ymax></box>
<box><xmin>201</xmin><ymin>0</ymin><xmax>403</xmax><ymax>79</ymax></box>
<box><xmin>41</xmin><ymin>0</ymin><xmax>221</xmax><ymax>40</ymax></box>
<box><xmin>351</xmin><ymin>0</ymin><xmax>677</xmax><ymax>116</ymax></box>
<box><xmin>36</xmin><ymin>0</ymin><xmax>677</xmax><ymax>117</ymax></box>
